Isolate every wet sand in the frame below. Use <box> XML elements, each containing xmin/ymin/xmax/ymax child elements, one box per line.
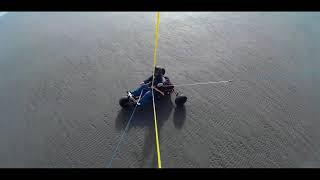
<box><xmin>0</xmin><ymin>12</ymin><xmax>319</xmax><ymax>167</ymax></box>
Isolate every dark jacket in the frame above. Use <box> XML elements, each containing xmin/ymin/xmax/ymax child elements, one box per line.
<box><xmin>143</xmin><ymin>74</ymin><xmax>164</xmax><ymax>87</ymax></box>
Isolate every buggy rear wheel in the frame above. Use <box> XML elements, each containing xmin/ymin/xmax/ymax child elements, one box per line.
<box><xmin>175</xmin><ymin>95</ymin><xmax>187</xmax><ymax>106</ymax></box>
<box><xmin>119</xmin><ymin>97</ymin><xmax>130</xmax><ymax>108</ymax></box>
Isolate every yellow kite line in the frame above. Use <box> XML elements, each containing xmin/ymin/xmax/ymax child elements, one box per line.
<box><xmin>151</xmin><ymin>12</ymin><xmax>162</xmax><ymax>168</ymax></box>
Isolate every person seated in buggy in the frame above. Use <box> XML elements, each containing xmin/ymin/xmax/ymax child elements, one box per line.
<box><xmin>120</xmin><ymin>66</ymin><xmax>186</xmax><ymax>108</ymax></box>
<box><xmin>128</xmin><ymin>66</ymin><xmax>170</xmax><ymax>107</ymax></box>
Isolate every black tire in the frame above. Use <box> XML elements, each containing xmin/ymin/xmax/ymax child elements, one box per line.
<box><xmin>119</xmin><ymin>97</ymin><xmax>130</xmax><ymax>108</ymax></box>
<box><xmin>175</xmin><ymin>95</ymin><xmax>187</xmax><ymax>106</ymax></box>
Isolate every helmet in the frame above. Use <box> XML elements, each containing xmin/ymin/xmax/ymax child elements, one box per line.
<box><xmin>155</xmin><ymin>66</ymin><xmax>165</xmax><ymax>75</ymax></box>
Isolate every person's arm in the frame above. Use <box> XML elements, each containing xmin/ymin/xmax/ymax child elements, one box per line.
<box><xmin>143</xmin><ymin>75</ymin><xmax>153</xmax><ymax>84</ymax></box>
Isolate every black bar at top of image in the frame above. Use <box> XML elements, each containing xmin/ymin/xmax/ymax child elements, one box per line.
<box><xmin>1</xmin><ymin>0</ymin><xmax>320</xmax><ymax>11</ymax></box>
<box><xmin>1</xmin><ymin>168</ymin><xmax>320</xmax><ymax>178</ymax></box>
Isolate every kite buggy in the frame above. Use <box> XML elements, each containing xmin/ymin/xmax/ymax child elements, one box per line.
<box><xmin>119</xmin><ymin>67</ymin><xmax>187</xmax><ymax>108</ymax></box>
